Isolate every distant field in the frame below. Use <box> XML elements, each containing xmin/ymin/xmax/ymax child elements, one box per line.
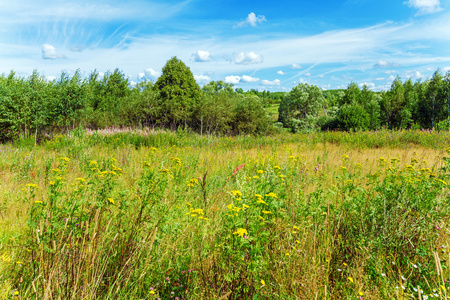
<box><xmin>1</xmin><ymin>130</ymin><xmax>450</xmax><ymax>299</ymax></box>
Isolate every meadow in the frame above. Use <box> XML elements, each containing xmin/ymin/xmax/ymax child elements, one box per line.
<box><xmin>1</xmin><ymin>129</ymin><xmax>450</xmax><ymax>299</ymax></box>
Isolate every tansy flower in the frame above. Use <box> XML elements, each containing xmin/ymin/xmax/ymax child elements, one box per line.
<box><xmin>257</xmin><ymin>170</ymin><xmax>264</xmax><ymax>174</ymax></box>
<box><xmin>265</xmin><ymin>192</ymin><xmax>277</xmax><ymax>198</ymax></box>
<box><xmin>348</xmin><ymin>277</ymin><xmax>354</xmax><ymax>283</ymax></box>
<box><xmin>257</xmin><ymin>199</ymin><xmax>268</xmax><ymax>205</ymax></box>
<box><xmin>108</xmin><ymin>198</ymin><xmax>115</xmax><ymax>205</ymax></box>
<box><xmin>230</xmin><ymin>190</ymin><xmax>242</xmax><ymax>197</ymax></box>
<box><xmin>233</xmin><ymin>228</ymin><xmax>248</xmax><ymax>237</ymax></box>
<box><xmin>261</xmin><ymin>280</ymin><xmax>266</xmax><ymax>285</ymax></box>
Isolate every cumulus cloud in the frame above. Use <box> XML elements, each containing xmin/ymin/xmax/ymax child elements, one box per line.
<box><xmin>192</xmin><ymin>50</ymin><xmax>211</xmax><ymax>62</ymax></box>
<box><xmin>241</xmin><ymin>75</ymin><xmax>260</xmax><ymax>83</ymax></box>
<box><xmin>224</xmin><ymin>75</ymin><xmax>241</xmax><ymax>84</ymax></box>
<box><xmin>277</xmin><ymin>70</ymin><xmax>285</xmax><ymax>75</ymax></box>
<box><xmin>261</xmin><ymin>79</ymin><xmax>281</xmax><ymax>86</ymax></box>
<box><xmin>405</xmin><ymin>0</ymin><xmax>443</xmax><ymax>15</ymax></box>
<box><xmin>291</xmin><ymin>64</ymin><xmax>302</xmax><ymax>69</ymax></box>
<box><xmin>144</xmin><ymin>68</ymin><xmax>160</xmax><ymax>80</ymax></box>
<box><xmin>235</xmin><ymin>12</ymin><xmax>266</xmax><ymax>28</ymax></box>
<box><xmin>405</xmin><ymin>70</ymin><xmax>424</xmax><ymax>79</ymax></box>
<box><xmin>374</xmin><ymin>60</ymin><xmax>400</xmax><ymax>68</ymax></box>
<box><xmin>234</xmin><ymin>52</ymin><xmax>263</xmax><ymax>65</ymax></box>
<box><xmin>359</xmin><ymin>82</ymin><xmax>376</xmax><ymax>89</ymax></box>
<box><xmin>194</xmin><ymin>74</ymin><xmax>211</xmax><ymax>84</ymax></box>
<box><xmin>443</xmin><ymin>66</ymin><xmax>450</xmax><ymax>72</ymax></box>
<box><xmin>305</xmin><ymin>72</ymin><xmax>311</xmax><ymax>77</ymax></box>
<box><xmin>42</xmin><ymin>44</ymin><xmax>66</xmax><ymax>59</ymax></box>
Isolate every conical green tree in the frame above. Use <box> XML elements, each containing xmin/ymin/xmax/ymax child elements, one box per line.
<box><xmin>155</xmin><ymin>57</ymin><xmax>202</xmax><ymax>128</ymax></box>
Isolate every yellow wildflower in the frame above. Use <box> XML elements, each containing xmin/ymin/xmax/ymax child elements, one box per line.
<box><xmin>261</xmin><ymin>279</ymin><xmax>266</xmax><ymax>285</ymax></box>
<box><xmin>265</xmin><ymin>192</ymin><xmax>277</xmax><ymax>198</ymax></box>
<box><xmin>230</xmin><ymin>190</ymin><xmax>242</xmax><ymax>197</ymax></box>
<box><xmin>107</xmin><ymin>198</ymin><xmax>115</xmax><ymax>205</ymax></box>
<box><xmin>257</xmin><ymin>170</ymin><xmax>264</xmax><ymax>174</ymax></box>
<box><xmin>233</xmin><ymin>228</ymin><xmax>248</xmax><ymax>237</ymax></box>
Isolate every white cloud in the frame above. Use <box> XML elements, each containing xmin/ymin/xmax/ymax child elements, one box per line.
<box><xmin>194</xmin><ymin>74</ymin><xmax>211</xmax><ymax>84</ymax></box>
<box><xmin>224</xmin><ymin>75</ymin><xmax>241</xmax><ymax>84</ymax></box>
<box><xmin>406</xmin><ymin>0</ymin><xmax>443</xmax><ymax>15</ymax></box>
<box><xmin>261</xmin><ymin>79</ymin><xmax>281</xmax><ymax>86</ymax></box>
<box><xmin>291</xmin><ymin>64</ymin><xmax>302</xmax><ymax>69</ymax></box>
<box><xmin>234</xmin><ymin>52</ymin><xmax>262</xmax><ymax>65</ymax></box>
<box><xmin>235</xmin><ymin>12</ymin><xmax>266</xmax><ymax>28</ymax></box>
<box><xmin>144</xmin><ymin>68</ymin><xmax>160</xmax><ymax>80</ymax></box>
<box><xmin>46</xmin><ymin>75</ymin><xmax>56</xmax><ymax>81</ymax></box>
<box><xmin>277</xmin><ymin>70</ymin><xmax>285</xmax><ymax>75</ymax></box>
<box><xmin>374</xmin><ymin>60</ymin><xmax>400</xmax><ymax>68</ymax></box>
<box><xmin>305</xmin><ymin>72</ymin><xmax>311</xmax><ymax>77</ymax></box>
<box><xmin>192</xmin><ymin>50</ymin><xmax>211</xmax><ymax>62</ymax></box>
<box><xmin>385</xmin><ymin>70</ymin><xmax>397</xmax><ymax>74</ymax></box>
<box><xmin>359</xmin><ymin>82</ymin><xmax>376</xmax><ymax>89</ymax></box>
<box><xmin>42</xmin><ymin>44</ymin><xmax>66</xmax><ymax>59</ymax></box>
<box><xmin>443</xmin><ymin>66</ymin><xmax>450</xmax><ymax>72</ymax></box>
<box><xmin>405</xmin><ymin>70</ymin><xmax>424</xmax><ymax>79</ymax></box>
<box><xmin>388</xmin><ymin>75</ymin><xmax>396</xmax><ymax>81</ymax></box>
<box><xmin>241</xmin><ymin>75</ymin><xmax>260</xmax><ymax>83</ymax></box>
<box><xmin>374</xmin><ymin>77</ymin><xmax>385</xmax><ymax>81</ymax></box>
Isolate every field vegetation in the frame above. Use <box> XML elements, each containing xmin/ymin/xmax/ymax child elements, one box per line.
<box><xmin>2</xmin><ymin>57</ymin><xmax>450</xmax><ymax>299</ymax></box>
<box><xmin>1</xmin><ymin>129</ymin><xmax>450</xmax><ymax>299</ymax></box>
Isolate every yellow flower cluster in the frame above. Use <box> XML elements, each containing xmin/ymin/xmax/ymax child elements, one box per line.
<box><xmin>233</xmin><ymin>228</ymin><xmax>248</xmax><ymax>237</ymax></box>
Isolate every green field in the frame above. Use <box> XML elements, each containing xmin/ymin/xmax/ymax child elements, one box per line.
<box><xmin>1</xmin><ymin>130</ymin><xmax>450</xmax><ymax>299</ymax></box>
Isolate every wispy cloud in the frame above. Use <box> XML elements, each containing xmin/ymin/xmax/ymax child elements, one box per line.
<box><xmin>261</xmin><ymin>79</ymin><xmax>280</xmax><ymax>86</ymax></box>
<box><xmin>374</xmin><ymin>60</ymin><xmax>400</xmax><ymax>68</ymax></box>
<box><xmin>405</xmin><ymin>0</ymin><xmax>443</xmax><ymax>15</ymax></box>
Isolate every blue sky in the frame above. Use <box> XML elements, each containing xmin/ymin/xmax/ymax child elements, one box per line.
<box><xmin>1</xmin><ymin>0</ymin><xmax>450</xmax><ymax>91</ymax></box>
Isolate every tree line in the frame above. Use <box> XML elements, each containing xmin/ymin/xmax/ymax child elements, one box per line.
<box><xmin>0</xmin><ymin>57</ymin><xmax>278</xmax><ymax>143</ymax></box>
<box><xmin>0</xmin><ymin>56</ymin><xmax>449</xmax><ymax>143</ymax></box>
<box><xmin>278</xmin><ymin>70</ymin><xmax>450</xmax><ymax>132</ymax></box>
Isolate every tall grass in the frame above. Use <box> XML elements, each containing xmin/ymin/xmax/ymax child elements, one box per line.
<box><xmin>1</xmin><ymin>130</ymin><xmax>450</xmax><ymax>299</ymax></box>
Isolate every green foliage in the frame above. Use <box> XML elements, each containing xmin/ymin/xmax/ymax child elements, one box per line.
<box><xmin>336</xmin><ymin>103</ymin><xmax>369</xmax><ymax>131</ymax></box>
<box><xmin>155</xmin><ymin>57</ymin><xmax>202</xmax><ymax>128</ymax></box>
<box><xmin>278</xmin><ymin>83</ymin><xmax>324</xmax><ymax>132</ymax></box>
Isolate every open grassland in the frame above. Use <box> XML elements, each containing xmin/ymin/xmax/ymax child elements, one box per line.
<box><xmin>1</xmin><ymin>130</ymin><xmax>450</xmax><ymax>299</ymax></box>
